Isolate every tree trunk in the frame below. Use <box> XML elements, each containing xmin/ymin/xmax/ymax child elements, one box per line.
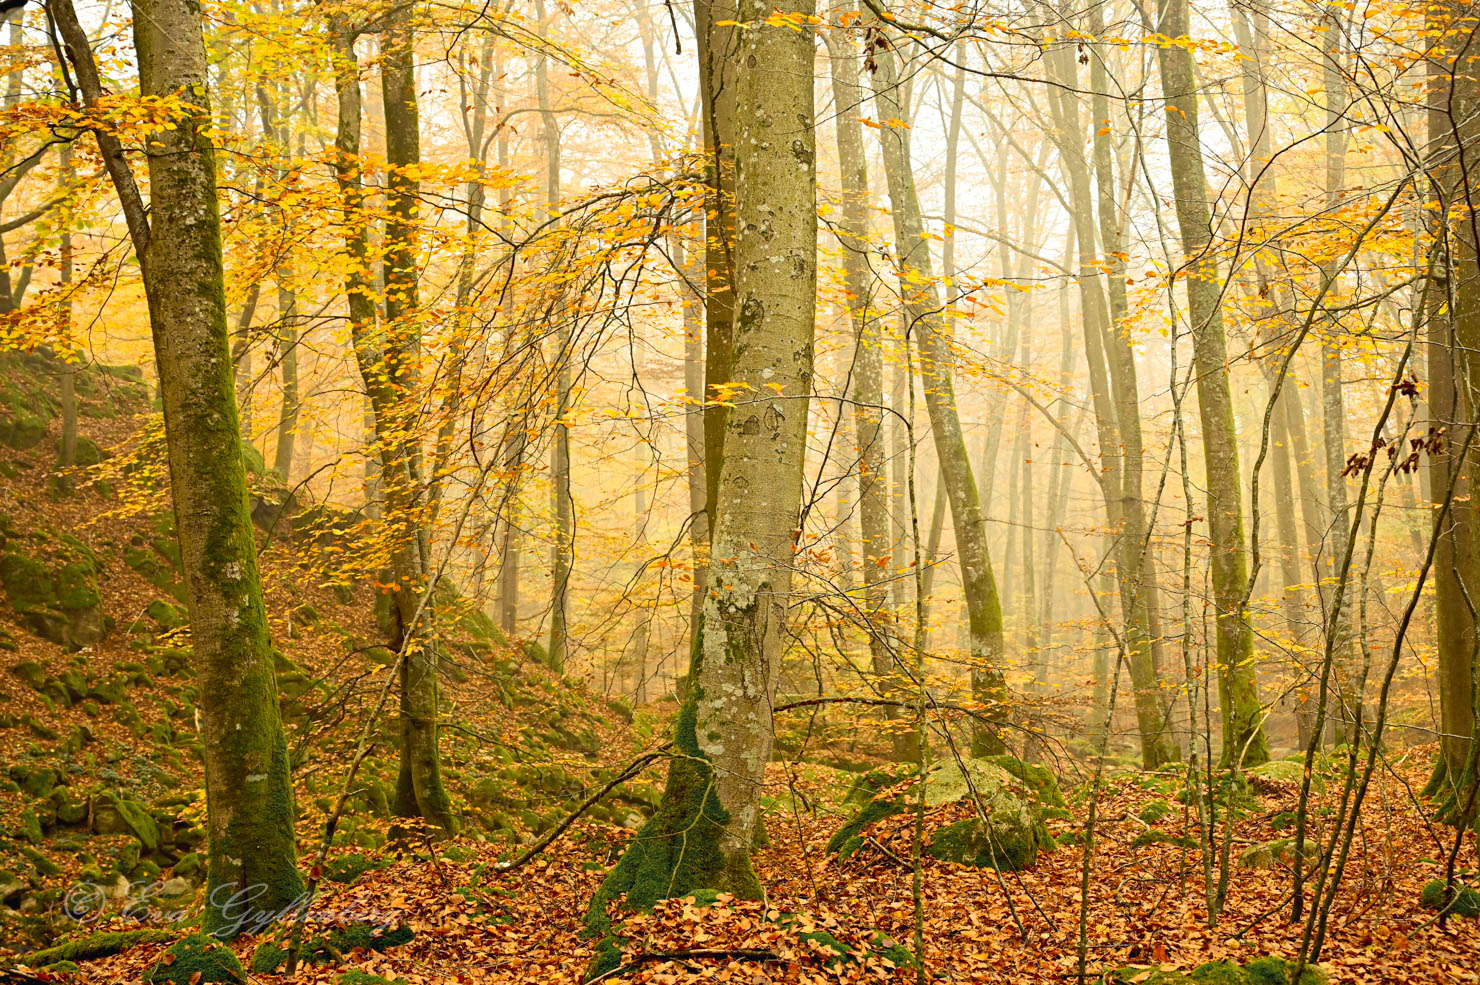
<box><xmin>54</xmin><ymin>0</ymin><xmax>303</xmax><ymax>934</ymax></box>
<box><xmin>1046</xmin><ymin>26</ymin><xmax>1178</xmax><ymax>767</ymax></box>
<box><xmin>1425</xmin><ymin>0</ymin><xmax>1480</xmax><ymax>814</ymax></box>
<box><xmin>534</xmin><ymin>0</ymin><xmax>573</xmax><ymax>675</ymax></box>
<box><xmin>823</xmin><ymin>15</ymin><xmax>897</xmax><ymax>747</ymax></box>
<box><xmin>1156</xmin><ymin>0</ymin><xmax>1270</xmax><ymax>767</ymax></box>
<box><xmin>586</xmin><ymin>0</ymin><xmax>816</xmax><ymax>932</ymax></box>
<box><xmin>870</xmin><ymin>31</ymin><xmax>1008</xmax><ymax>755</ymax></box>
<box><xmin>327</xmin><ymin>12</ymin><xmax>454</xmax><ymax>835</ymax></box>
<box><xmin>58</xmin><ymin>144</ymin><xmax>77</xmax><ymax>471</ymax></box>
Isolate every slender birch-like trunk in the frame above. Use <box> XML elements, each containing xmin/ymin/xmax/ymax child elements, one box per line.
<box><xmin>871</xmin><ymin>32</ymin><xmax>1008</xmax><ymax>755</ymax></box>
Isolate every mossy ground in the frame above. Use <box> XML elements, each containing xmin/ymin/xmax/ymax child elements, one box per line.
<box><xmin>143</xmin><ymin>933</ymin><xmax>245</xmax><ymax>985</ymax></box>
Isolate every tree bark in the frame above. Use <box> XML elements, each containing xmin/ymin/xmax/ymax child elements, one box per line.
<box><xmin>1155</xmin><ymin>0</ymin><xmax>1270</xmax><ymax>767</ymax></box>
<box><xmin>870</xmin><ymin>30</ymin><xmax>1008</xmax><ymax>755</ymax></box>
<box><xmin>54</xmin><ymin>0</ymin><xmax>304</xmax><ymax>934</ymax></box>
<box><xmin>823</xmin><ymin>14</ymin><xmax>897</xmax><ymax>745</ymax></box>
<box><xmin>326</xmin><ymin>10</ymin><xmax>454</xmax><ymax>835</ymax></box>
<box><xmin>587</xmin><ymin>0</ymin><xmax>816</xmax><ymax>928</ymax></box>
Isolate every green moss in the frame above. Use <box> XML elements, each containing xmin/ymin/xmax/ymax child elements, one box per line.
<box><xmin>583</xmin><ymin>624</ymin><xmax>758</xmax><ymax>937</ymax></box>
<box><xmin>1192</xmin><ymin>960</ymin><xmax>1250</xmax><ymax>985</ymax></box>
<box><xmin>825</xmin><ymin>799</ymin><xmax>904</xmax><ymax>859</ymax></box>
<box><xmin>22</xmin><ymin>928</ymin><xmax>174</xmax><ymax>964</ymax></box>
<box><xmin>990</xmin><ymin>755</ymin><xmax>1066</xmax><ymax>807</ymax></box>
<box><xmin>1139</xmin><ymin>799</ymin><xmax>1174</xmax><ymax>825</ymax></box>
<box><xmin>586</xmin><ymin>935</ymin><xmax>624</xmax><ymax>980</ymax></box>
<box><xmin>248</xmin><ymin>941</ymin><xmax>286</xmax><ymax>973</ymax></box>
<box><xmin>145</xmin><ymin>933</ymin><xmax>245</xmax><ymax>985</ymax></box>
<box><xmin>924</xmin><ymin>816</ymin><xmax>1039</xmax><ymax>870</ymax></box>
<box><xmin>1131</xmin><ymin>830</ymin><xmax>1199</xmax><ymax>850</ymax></box>
<box><xmin>1244</xmin><ymin>958</ymin><xmax>1326</xmax><ymax>985</ymax></box>
<box><xmin>12</xmin><ymin>659</ymin><xmax>47</xmax><ymax>689</ymax></box>
<box><xmin>1419</xmin><ymin>878</ymin><xmax>1480</xmax><ymax>916</ymax></box>
<box><xmin>148</xmin><ymin>599</ymin><xmax>188</xmax><ymax>630</ymax></box>
<box><xmin>323</xmin><ymin>852</ymin><xmax>387</xmax><ymax>884</ymax></box>
<box><xmin>337</xmin><ymin>973</ymin><xmax>407</xmax><ymax>985</ymax></box>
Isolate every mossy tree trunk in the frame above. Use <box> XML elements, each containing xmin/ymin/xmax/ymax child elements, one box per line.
<box><xmin>1156</xmin><ymin>0</ymin><xmax>1270</xmax><ymax>768</ymax></box>
<box><xmin>1425</xmin><ymin>0</ymin><xmax>1480</xmax><ymax>817</ymax></box>
<box><xmin>1046</xmin><ymin>29</ymin><xmax>1179</xmax><ymax>769</ymax></box>
<box><xmin>54</xmin><ymin>0</ymin><xmax>304</xmax><ymax>934</ymax></box>
<box><xmin>326</xmin><ymin>10</ymin><xmax>455</xmax><ymax>836</ymax></box>
<box><xmin>870</xmin><ymin>30</ymin><xmax>1009</xmax><ymax>756</ymax></box>
<box><xmin>587</xmin><ymin>0</ymin><xmax>816</xmax><ymax>927</ymax></box>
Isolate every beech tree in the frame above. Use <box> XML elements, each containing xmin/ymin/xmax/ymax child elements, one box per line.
<box><xmin>585</xmin><ymin>0</ymin><xmax>817</xmax><ymax>937</ymax></box>
<box><xmin>52</xmin><ymin>0</ymin><xmax>303</xmax><ymax>933</ymax></box>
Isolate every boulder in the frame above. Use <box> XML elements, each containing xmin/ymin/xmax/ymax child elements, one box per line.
<box><xmin>91</xmin><ymin>792</ymin><xmax>161</xmax><ymax>850</ymax></box>
<box><xmin>828</xmin><ymin>757</ymin><xmax>1057</xmax><ymax>871</ymax></box>
<box><xmin>0</xmin><ymin>547</ymin><xmax>106</xmax><ymax>649</ymax></box>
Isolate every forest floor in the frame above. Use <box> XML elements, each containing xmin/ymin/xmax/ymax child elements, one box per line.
<box><xmin>1</xmin><ymin>354</ymin><xmax>1477</xmax><ymax>983</ymax></box>
<box><xmin>15</xmin><ymin>748</ymin><xmax>1480</xmax><ymax>985</ymax></box>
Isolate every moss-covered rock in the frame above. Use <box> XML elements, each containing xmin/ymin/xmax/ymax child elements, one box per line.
<box><xmin>0</xmin><ymin>546</ymin><xmax>106</xmax><ymax>649</ymax></box>
<box><xmin>337</xmin><ymin>972</ymin><xmax>407</xmax><ymax>985</ymax></box>
<box><xmin>1191</xmin><ymin>960</ymin><xmax>1250</xmax><ymax>984</ymax></box>
<box><xmin>91</xmin><ymin>791</ymin><xmax>161</xmax><ymax>849</ymax></box>
<box><xmin>1139</xmin><ymin>799</ymin><xmax>1175</xmax><ymax>825</ymax></box>
<box><xmin>1419</xmin><ymin>878</ymin><xmax>1480</xmax><ymax>917</ymax></box>
<box><xmin>827</xmin><ymin>758</ymin><xmax>1056</xmax><ymax>871</ymax></box>
<box><xmin>11</xmin><ymin>659</ymin><xmax>47</xmax><ymax>689</ymax></box>
<box><xmin>248</xmin><ymin>941</ymin><xmax>287</xmax><ymax>973</ymax></box>
<box><xmin>1243</xmin><ymin>956</ymin><xmax>1326</xmax><ymax>985</ymax></box>
<box><xmin>1237</xmin><ymin>838</ymin><xmax>1318</xmax><ymax>870</ymax></box>
<box><xmin>826</xmin><ymin>798</ymin><xmax>905</xmax><ymax>860</ymax></box>
<box><xmin>147</xmin><ymin>599</ymin><xmax>188</xmax><ymax>630</ymax></box>
<box><xmin>145</xmin><ymin>933</ymin><xmax>246</xmax><ymax>985</ymax></box>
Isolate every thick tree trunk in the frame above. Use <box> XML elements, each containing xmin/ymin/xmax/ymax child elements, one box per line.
<box><xmin>55</xmin><ymin>0</ymin><xmax>304</xmax><ymax>934</ymax></box>
<box><xmin>1425</xmin><ymin>0</ymin><xmax>1480</xmax><ymax>814</ymax></box>
<box><xmin>871</xmin><ymin>34</ymin><xmax>1008</xmax><ymax>755</ymax></box>
<box><xmin>1156</xmin><ymin>0</ymin><xmax>1270</xmax><ymax>767</ymax></box>
<box><xmin>586</xmin><ymin>0</ymin><xmax>815</xmax><ymax>933</ymax></box>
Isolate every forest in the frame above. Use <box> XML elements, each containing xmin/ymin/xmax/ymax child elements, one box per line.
<box><xmin>0</xmin><ymin>0</ymin><xmax>1476</xmax><ymax>981</ymax></box>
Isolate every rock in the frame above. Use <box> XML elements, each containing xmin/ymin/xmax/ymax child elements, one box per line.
<box><xmin>12</xmin><ymin>763</ymin><xmax>59</xmax><ymax>798</ymax></box>
<box><xmin>1238</xmin><ymin>838</ymin><xmax>1319</xmax><ymax>870</ymax></box>
<box><xmin>172</xmin><ymin>852</ymin><xmax>202</xmax><ymax>880</ymax></box>
<box><xmin>159</xmin><ymin>876</ymin><xmax>192</xmax><ymax>898</ymax></box>
<box><xmin>57</xmin><ymin>435</ymin><xmax>105</xmax><ymax>467</ymax></box>
<box><xmin>11</xmin><ymin>660</ymin><xmax>46</xmax><ymax>689</ymax></box>
<box><xmin>91</xmin><ymin>792</ymin><xmax>161</xmax><ymax>850</ymax></box>
<box><xmin>1420</xmin><ymin>878</ymin><xmax>1480</xmax><ymax>917</ymax></box>
<box><xmin>829</xmin><ymin>758</ymin><xmax>1057</xmax><ymax>871</ymax></box>
<box><xmin>0</xmin><ymin>872</ymin><xmax>29</xmax><ymax>906</ymax></box>
<box><xmin>0</xmin><ymin>547</ymin><xmax>106</xmax><ymax>649</ymax></box>
<box><xmin>147</xmin><ymin>599</ymin><xmax>187</xmax><ymax>630</ymax></box>
<box><xmin>0</xmin><ymin>411</ymin><xmax>48</xmax><ymax>450</ymax></box>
